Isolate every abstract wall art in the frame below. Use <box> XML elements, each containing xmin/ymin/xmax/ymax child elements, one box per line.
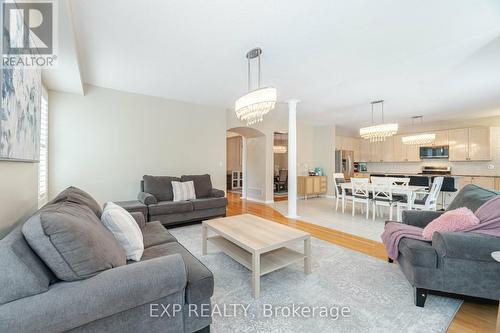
<box><xmin>0</xmin><ymin>67</ymin><xmax>42</xmax><ymax>162</ymax></box>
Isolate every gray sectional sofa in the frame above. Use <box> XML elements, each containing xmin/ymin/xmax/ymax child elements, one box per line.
<box><xmin>394</xmin><ymin>184</ymin><xmax>500</xmax><ymax>307</ymax></box>
<box><xmin>138</xmin><ymin>174</ymin><xmax>227</xmax><ymax>226</ymax></box>
<box><xmin>0</xmin><ymin>186</ymin><xmax>213</xmax><ymax>333</ymax></box>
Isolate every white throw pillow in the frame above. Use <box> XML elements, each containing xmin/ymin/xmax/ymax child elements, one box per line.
<box><xmin>101</xmin><ymin>202</ymin><xmax>144</xmax><ymax>261</ymax></box>
<box><xmin>172</xmin><ymin>180</ymin><xmax>196</xmax><ymax>202</ymax></box>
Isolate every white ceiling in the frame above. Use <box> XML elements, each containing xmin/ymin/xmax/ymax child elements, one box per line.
<box><xmin>69</xmin><ymin>0</ymin><xmax>500</xmax><ymax>129</ymax></box>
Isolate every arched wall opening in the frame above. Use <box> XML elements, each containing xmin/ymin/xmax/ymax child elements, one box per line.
<box><xmin>226</xmin><ymin>127</ymin><xmax>267</xmax><ymax>202</ymax></box>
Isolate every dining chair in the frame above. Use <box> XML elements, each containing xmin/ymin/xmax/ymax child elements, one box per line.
<box><xmin>351</xmin><ymin>178</ymin><xmax>370</xmax><ymax>219</ymax></box>
<box><xmin>333</xmin><ymin>172</ymin><xmax>352</xmax><ymax>212</ymax></box>
<box><xmin>396</xmin><ymin>176</ymin><xmax>444</xmax><ymax>221</ymax></box>
<box><xmin>371</xmin><ymin>177</ymin><xmax>399</xmax><ymax>221</ymax></box>
<box><xmin>388</xmin><ymin>177</ymin><xmax>410</xmax><ymax>187</ymax></box>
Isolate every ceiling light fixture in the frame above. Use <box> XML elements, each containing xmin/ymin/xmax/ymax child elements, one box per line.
<box><xmin>273</xmin><ymin>145</ymin><xmax>287</xmax><ymax>154</ymax></box>
<box><xmin>235</xmin><ymin>48</ymin><xmax>277</xmax><ymax>126</ymax></box>
<box><xmin>402</xmin><ymin>116</ymin><xmax>435</xmax><ymax>145</ymax></box>
<box><xmin>359</xmin><ymin>100</ymin><xmax>398</xmax><ymax>142</ymax></box>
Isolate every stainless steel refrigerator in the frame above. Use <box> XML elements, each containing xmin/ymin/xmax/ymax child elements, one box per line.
<box><xmin>335</xmin><ymin>150</ymin><xmax>354</xmax><ymax>180</ymax></box>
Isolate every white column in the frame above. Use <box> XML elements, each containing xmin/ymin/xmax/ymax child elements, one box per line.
<box><xmin>241</xmin><ymin>136</ymin><xmax>247</xmax><ymax>199</ymax></box>
<box><xmin>287</xmin><ymin>99</ymin><xmax>300</xmax><ymax>219</ymax></box>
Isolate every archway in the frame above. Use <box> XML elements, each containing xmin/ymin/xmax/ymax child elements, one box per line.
<box><xmin>227</xmin><ymin>127</ymin><xmax>267</xmax><ymax>202</ymax></box>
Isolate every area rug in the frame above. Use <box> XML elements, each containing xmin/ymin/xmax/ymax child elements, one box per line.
<box><xmin>170</xmin><ymin>224</ymin><xmax>461</xmax><ymax>333</ymax></box>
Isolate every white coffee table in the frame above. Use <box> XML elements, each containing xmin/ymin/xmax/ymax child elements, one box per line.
<box><xmin>202</xmin><ymin>214</ymin><xmax>312</xmax><ymax>298</ymax></box>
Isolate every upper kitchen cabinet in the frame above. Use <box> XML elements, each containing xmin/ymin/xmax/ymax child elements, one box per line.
<box><xmin>352</xmin><ymin>138</ymin><xmax>361</xmax><ymax>161</ymax></box>
<box><xmin>393</xmin><ymin>135</ymin><xmax>405</xmax><ymax>161</ymax></box>
<box><xmin>449</xmin><ymin>127</ymin><xmax>490</xmax><ymax>161</ymax></box>
<box><xmin>381</xmin><ymin>136</ymin><xmax>395</xmax><ymax>162</ymax></box>
<box><xmin>359</xmin><ymin>139</ymin><xmax>371</xmax><ymax>162</ymax></box>
<box><xmin>432</xmin><ymin>130</ymin><xmax>449</xmax><ymax>146</ymax></box>
<box><xmin>468</xmin><ymin>127</ymin><xmax>491</xmax><ymax>161</ymax></box>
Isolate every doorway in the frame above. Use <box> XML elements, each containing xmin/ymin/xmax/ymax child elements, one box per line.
<box><xmin>273</xmin><ymin>132</ymin><xmax>288</xmax><ymax>200</ymax></box>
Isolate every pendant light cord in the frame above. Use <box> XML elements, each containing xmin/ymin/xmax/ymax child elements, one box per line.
<box><xmin>247</xmin><ymin>57</ymin><xmax>251</xmax><ymax>91</ymax></box>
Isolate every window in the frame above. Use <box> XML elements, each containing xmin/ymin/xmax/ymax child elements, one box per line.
<box><xmin>38</xmin><ymin>86</ymin><xmax>49</xmax><ymax>206</ymax></box>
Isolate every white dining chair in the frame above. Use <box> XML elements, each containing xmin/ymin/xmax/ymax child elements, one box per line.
<box><xmin>333</xmin><ymin>173</ymin><xmax>352</xmax><ymax>212</ymax></box>
<box><xmin>371</xmin><ymin>177</ymin><xmax>399</xmax><ymax>221</ymax></box>
<box><xmin>388</xmin><ymin>177</ymin><xmax>410</xmax><ymax>187</ymax></box>
<box><xmin>351</xmin><ymin>178</ymin><xmax>370</xmax><ymax>219</ymax></box>
<box><xmin>396</xmin><ymin>176</ymin><xmax>444</xmax><ymax>221</ymax></box>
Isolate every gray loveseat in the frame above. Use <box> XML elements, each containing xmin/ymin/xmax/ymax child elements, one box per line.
<box><xmin>394</xmin><ymin>184</ymin><xmax>500</xmax><ymax>307</ymax></box>
<box><xmin>138</xmin><ymin>174</ymin><xmax>227</xmax><ymax>226</ymax></box>
<box><xmin>0</xmin><ymin>187</ymin><xmax>213</xmax><ymax>333</ymax></box>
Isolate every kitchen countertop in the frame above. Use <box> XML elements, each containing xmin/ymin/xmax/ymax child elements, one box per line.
<box><xmin>356</xmin><ymin>172</ymin><xmax>499</xmax><ymax>178</ymax></box>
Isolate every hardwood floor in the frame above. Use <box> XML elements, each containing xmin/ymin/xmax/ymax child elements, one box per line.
<box><xmin>226</xmin><ymin>192</ymin><xmax>498</xmax><ymax>333</ymax></box>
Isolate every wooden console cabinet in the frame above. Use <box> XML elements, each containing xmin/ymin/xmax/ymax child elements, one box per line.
<box><xmin>297</xmin><ymin>176</ymin><xmax>327</xmax><ymax>198</ymax></box>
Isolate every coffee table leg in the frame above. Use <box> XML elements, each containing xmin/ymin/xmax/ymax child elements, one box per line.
<box><xmin>252</xmin><ymin>252</ymin><xmax>260</xmax><ymax>298</ymax></box>
<box><xmin>304</xmin><ymin>237</ymin><xmax>312</xmax><ymax>274</ymax></box>
<box><xmin>202</xmin><ymin>223</ymin><xmax>207</xmax><ymax>255</ymax></box>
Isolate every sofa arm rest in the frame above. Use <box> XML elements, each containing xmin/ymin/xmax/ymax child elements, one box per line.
<box><xmin>0</xmin><ymin>255</ymin><xmax>187</xmax><ymax>333</ymax></box>
<box><xmin>138</xmin><ymin>191</ymin><xmax>157</xmax><ymax>205</ymax></box>
<box><xmin>402</xmin><ymin>210</ymin><xmax>444</xmax><ymax>228</ymax></box>
<box><xmin>210</xmin><ymin>188</ymin><xmax>225</xmax><ymax>198</ymax></box>
<box><xmin>433</xmin><ymin>232</ymin><xmax>500</xmax><ymax>262</ymax></box>
<box><xmin>130</xmin><ymin>211</ymin><xmax>146</xmax><ymax>229</ymax></box>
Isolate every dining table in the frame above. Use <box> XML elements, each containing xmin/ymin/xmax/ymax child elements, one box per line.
<box><xmin>339</xmin><ymin>182</ymin><xmax>429</xmax><ymax>214</ymax></box>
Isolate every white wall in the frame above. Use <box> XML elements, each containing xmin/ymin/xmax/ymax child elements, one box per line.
<box><xmin>0</xmin><ymin>162</ymin><xmax>38</xmax><ymax>238</ymax></box>
<box><xmin>49</xmin><ymin>85</ymin><xmax>226</xmax><ymax>204</ymax></box>
<box><xmin>246</xmin><ymin>136</ymin><xmax>267</xmax><ymax>200</ymax></box>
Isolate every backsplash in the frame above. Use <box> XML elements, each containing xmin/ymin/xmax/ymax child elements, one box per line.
<box><xmin>367</xmin><ymin>127</ymin><xmax>500</xmax><ymax>177</ymax></box>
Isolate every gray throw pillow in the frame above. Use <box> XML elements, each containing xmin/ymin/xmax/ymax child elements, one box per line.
<box><xmin>22</xmin><ymin>201</ymin><xmax>126</xmax><ymax>281</ymax></box>
<box><xmin>143</xmin><ymin>175</ymin><xmax>180</xmax><ymax>201</ymax></box>
<box><xmin>50</xmin><ymin>186</ymin><xmax>103</xmax><ymax>218</ymax></box>
<box><xmin>181</xmin><ymin>174</ymin><xmax>213</xmax><ymax>198</ymax></box>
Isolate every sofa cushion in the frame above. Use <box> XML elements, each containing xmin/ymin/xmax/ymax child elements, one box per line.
<box><xmin>101</xmin><ymin>203</ymin><xmax>144</xmax><ymax>261</ymax></box>
<box><xmin>0</xmin><ymin>225</ymin><xmax>56</xmax><ymax>304</ymax></box>
<box><xmin>141</xmin><ymin>242</ymin><xmax>214</xmax><ymax>303</ymax></box>
<box><xmin>143</xmin><ymin>221</ymin><xmax>177</xmax><ymax>248</ymax></box>
<box><xmin>148</xmin><ymin>201</ymin><xmax>194</xmax><ymax>216</ymax></box>
<box><xmin>181</xmin><ymin>174</ymin><xmax>212</xmax><ymax>198</ymax></box>
<box><xmin>50</xmin><ymin>186</ymin><xmax>103</xmax><ymax>218</ymax></box>
<box><xmin>447</xmin><ymin>184</ymin><xmax>499</xmax><ymax>212</ymax></box>
<box><xmin>398</xmin><ymin>238</ymin><xmax>437</xmax><ymax>268</ymax></box>
<box><xmin>191</xmin><ymin>197</ymin><xmax>227</xmax><ymax>210</ymax></box>
<box><xmin>22</xmin><ymin>201</ymin><xmax>126</xmax><ymax>281</ymax></box>
<box><xmin>143</xmin><ymin>175</ymin><xmax>180</xmax><ymax>201</ymax></box>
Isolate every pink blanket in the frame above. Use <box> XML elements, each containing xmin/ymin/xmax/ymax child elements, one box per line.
<box><xmin>381</xmin><ymin>196</ymin><xmax>500</xmax><ymax>260</ymax></box>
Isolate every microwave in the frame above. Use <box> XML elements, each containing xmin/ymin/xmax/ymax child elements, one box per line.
<box><xmin>419</xmin><ymin>146</ymin><xmax>449</xmax><ymax>159</ymax></box>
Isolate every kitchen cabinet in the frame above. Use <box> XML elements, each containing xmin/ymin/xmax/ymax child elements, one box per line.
<box><xmin>352</xmin><ymin>138</ymin><xmax>361</xmax><ymax>161</ymax></box>
<box><xmin>381</xmin><ymin>137</ymin><xmax>395</xmax><ymax>162</ymax></box>
<box><xmin>432</xmin><ymin>130</ymin><xmax>449</xmax><ymax>146</ymax></box>
<box><xmin>459</xmin><ymin>176</ymin><xmax>495</xmax><ymax>190</ymax></box>
<box><xmin>449</xmin><ymin>127</ymin><xmax>490</xmax><ymax>161</ymax></box>
<box><xmin>469</xmin><ymin>127</ymin><xmax>491</xmax><ymax>161</ymax></box>
<box><xmin>359</xmin><ymin>139</ymin><xmax>371</xmax><ymax>162</ymax></box>
<box><xmin>370</xmin><ymin>142</ymin><xmax>383</xmax><ymax>162</ymax></box>
<box><xmin>298</xmin><ymin>176</ymin><xmax>327</xmax><ymax>198</ymax></box>
<box><xmin>335</xmin><ymin>136</ymin><xmax>342</xmax><ymax>150</ymax></box>
<box><xmin>496</xmin><ymin>178</ymin><xmax>500</xmax><ymax>191</ymax></box>
<box><xmin>406</xmin><ymin>144</ymin><xmax>421</xmax><ymax>162</ymax></box>
<box><xmin>393</xmin><ymin>135</ymin><xmax>405</xmax><ymax>161</ymax></box>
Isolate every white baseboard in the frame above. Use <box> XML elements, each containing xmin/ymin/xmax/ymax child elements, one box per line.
<box><xmin>244</xmin><ymin>197</ymin><xmax>274</xmax><ymax>204</ymax></box>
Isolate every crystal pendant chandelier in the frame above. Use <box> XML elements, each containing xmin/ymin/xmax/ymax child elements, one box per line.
<box><xmin>401</xmin><ymin>116</ymin><xmax>435</xmax><ymax>145</ymax></box>
<box><xmin>235</xmin><ymin>48</ymin><xmax>277</xmax><ymax>125</ymax></box>
<box><xmin>359</xmin><ymin>100</ymin><xmax>398</xmax><ymax>142</ymax></box>
<box><xmin>273</xmin><ymin>132</ymin><xmax>287</xmax><ymax>154</ymax></box>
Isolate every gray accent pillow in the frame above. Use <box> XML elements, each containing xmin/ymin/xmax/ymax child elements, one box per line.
<box><xmin>181</xmin><ymin>174</ymin><xmax>213</xmax><ymax>198</ymax></box>
<box><xmin>22</xmin><ymin>201</ymin><xmax>126</xmax><ymax>281</ymax></box>
<box><xmin>0</xmin><ymin>225</ymin><xmax>56</xmax><ymax>304</ymax></box>
<box><xmin>50</xmin><ymin>186</ymin><xmax>103</xmax><ymax>218</ymax></box>
<box><xmin>143</xmin><ymin>175</ymin><xmax>180</xmax><ymax>201</ymax></box>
